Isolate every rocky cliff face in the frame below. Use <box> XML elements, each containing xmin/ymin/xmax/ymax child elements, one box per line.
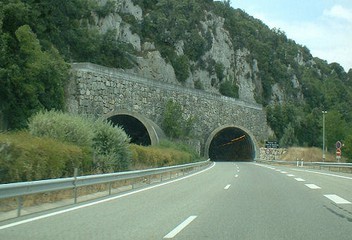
<box><xmin>90</xmin><ymin>0</ymin><xmax>257</xmax><ymax>104</ymax></box>
<box><xmin>92</xmin><ymin>0</ymin><xmax>305</xmax><ymax>105</ymax></box>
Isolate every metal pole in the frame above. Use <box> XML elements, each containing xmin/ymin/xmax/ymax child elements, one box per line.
<box><xmin>17</xmin><ymin>196</ymin><xmax>23</xmax><ymax>217</ymax></box>
<box><xmin>108</xmin><ymin>182</ymin><xmax>112</xmax><ymax>195</ymax></box>
<box><xmin>73</xmin><ymin>168</ymin><xmax>78</xmax><ymax>204</ymax></box>
<box><xmin>322</xmin><ymin>111</ymin><xmax>327</xmax><ymax>162</ymax></box>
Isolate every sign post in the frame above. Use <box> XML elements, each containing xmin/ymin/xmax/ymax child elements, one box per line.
<box><xmin>336</xmin><ymin>141</ymin><xmax>342</xmax><ymax>162</ymax></box>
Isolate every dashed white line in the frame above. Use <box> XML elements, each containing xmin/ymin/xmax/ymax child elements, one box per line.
<box><xmin>235</xmin><ymin>174</ymin><xmax>239</xmax><ymax>178</ymax></box>
<box><xmin>280</xmin><ymin>171</ymin><xmax>288</xmax><ymax>174</ymax></box>
<box><xmin>224</xmin><ymin>184</ymin><xmax>231</xmax><ymax>190</ymax></box>
<box><xmin>324</xmin><ymin>194</ymin><xmax>351</xmax><ymax>204</ymax></box>
<box><xmin>305</xmin><ymin>184</ymin><xmax>321</xmax><ymax>189</ymax></box>
<box><xmin>287</xmin><ymin>174</ymin><xmax>295</xmax><ymax>177</ymax></box>
<box><xmin>295</xmin><ymin>178</ymin><xmax>306</xmax><ymax>182</ymax></box>
<box><xmin>164</xmin><ymin>216</ymin><xmax>197</xmax><ymax>239</ymax></box>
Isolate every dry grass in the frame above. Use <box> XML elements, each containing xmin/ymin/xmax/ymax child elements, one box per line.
<box><xmin>281</xmin><ymin>147</ymin><xmax>341</xmax><ymax>162</ymax></box>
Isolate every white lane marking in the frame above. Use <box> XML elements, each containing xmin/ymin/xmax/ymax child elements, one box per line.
<box><xmin>324</xmin><ymin>194</ymin><xmax>351</xmax><ymax>204</ymax></box>
<box><xmin>164</xmin><ymin>216</ymin><xmax>197</xmax><ymax>239</ymax></box>
<box><xmin>0</xmin><ymin>163</ymin><xmax>215</xmax><ymax>231</ymax></box>
<box><xmin>235</xmin><ymin>175</ymin><xmax>239</xmax><ymax>178</ymax></box>
<box><xmin>295</xmin><ymin>178</ymin><xmax>306</xmax><ymax>182</ymax></box>
<box><xmin>287</xmin><ymin>174</ymin><xmax>295</xmax><ymax>177</ymax></box>
<box><xmin>291</xmin><ymin>168</ymin><xmax>352</xmax><ymax>180</ymax></box>
<box><xmin>224</xmin><ymin>184</ymin><xmax>231</xmax><ymax>190</ymax></box>
<box><xmin>305</xmin><ymin>184</ymin><xmax>321</xmax><ymax>189</ymax></box>
<box><xmin>280</xmin><ymin>171</ymin><xmax>288</xmax><ymax>174</ymax></box>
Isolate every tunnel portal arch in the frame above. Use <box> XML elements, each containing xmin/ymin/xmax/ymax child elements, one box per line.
<box><xmin>105</xmin><ymin>110</ymin><xmax>165</xmax><ymax>146</ymax></box>
<box><xmin>205</xmin><ymin>125</ymin><xmax>257</xmax><ymax>162</ymax></box>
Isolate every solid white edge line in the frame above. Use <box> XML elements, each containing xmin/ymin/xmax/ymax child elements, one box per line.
<box><xmin>0</xmin><ymin>163</ymin><xmax>216</xmax><ymax>231</ymax></box>
<box><xmin>324</xmin><ymin>194</ymin><xmax>351</xmax><ymax>204</ymax></box>
<box><xmin>164</xmin><ymin>216</ymin><xmax>197</xmax><ymax>239</ymax></box>
<box><xmin>291</xmin><ymin>168</ymin><xmax>352</xmax><ymax>180</ymax></box>
<box><xmin>224</xmin><ymin>184</ymin><xmax>231</xmax><ymax>190</ymax></box>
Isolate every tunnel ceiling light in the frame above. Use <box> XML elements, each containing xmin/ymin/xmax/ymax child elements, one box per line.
<box><xmin>219</xmin><ymin>135</ymin><xmax>246</xmax><ymax>147</ymax></box>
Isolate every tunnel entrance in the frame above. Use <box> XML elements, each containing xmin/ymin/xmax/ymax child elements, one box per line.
<box><xmin>208</xmin><ymin>127</ymin><xmax>255</xmax><ymax>162</ymax></box>
<box><xmin>108</xmin><ymin>114</ymin><xmax>151</xmax><ymax>146</ymax></box>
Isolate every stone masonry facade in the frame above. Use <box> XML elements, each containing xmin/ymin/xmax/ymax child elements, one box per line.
<box><xmin>67</xmin><ymin>63</ymin><xmax>269</xmax><ymax>150</ymax></box>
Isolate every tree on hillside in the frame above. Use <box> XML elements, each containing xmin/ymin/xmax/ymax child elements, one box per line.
<box><xmin>162</xmin><ymin>100</ymin><xmax>196</xmax><ymax>139</ymax></box>
<box><xmin>1</xmin><ymin>23</ymin><xmax>68</xmax><ymax>129</ymax></box>
<box><xmin>325</xmin><ymin>110</ymin><xmax>348</xmax><ymax>151</ymax></box>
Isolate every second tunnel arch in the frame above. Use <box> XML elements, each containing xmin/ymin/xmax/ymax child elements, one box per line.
<box><xmin>204</xmin><ymin>125</ymin><xmax>257</xmax><ymax>162</ymax></box>
<box><xmin>105</xmin><ymin>110</ymin><xmax>165</xmax><ymax>146</ymax></box>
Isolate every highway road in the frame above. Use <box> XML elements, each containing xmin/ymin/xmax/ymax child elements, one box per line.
<box><xmin>1</xmin><ymin>162</ymin><xmax>352</xmax><ymax>239</ymax></box>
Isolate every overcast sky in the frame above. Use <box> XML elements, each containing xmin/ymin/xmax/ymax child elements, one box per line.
<box><xmin>229</xmin><ymin>0</ymin><xmax>352</xmax><ymax>72</ymax></box>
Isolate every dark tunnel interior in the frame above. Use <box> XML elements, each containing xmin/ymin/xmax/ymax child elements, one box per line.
<box><xmin>108</xmin><ymin>115</ymin><xmax>151</xmax><ymax>146</ymax></box>
<box><xmin>209</xmin><ymin>127</ymin><xmax>255</xmax><ymax>162</ymax></box>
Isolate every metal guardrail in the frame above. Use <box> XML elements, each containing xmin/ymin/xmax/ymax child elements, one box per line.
<box><xmin>0</xmin><ymin>159</ymin><xmax>210</xmax><ymax>218</ymax></box>
<box><xmin>0</xmin><ymin>159</ymin><xmax>210</xmax><ymax>200</ymax></box>
<box><xmin>257</xmin><ymin>159</ymin><xmax>352</xmax><ymax>171</ymax></box>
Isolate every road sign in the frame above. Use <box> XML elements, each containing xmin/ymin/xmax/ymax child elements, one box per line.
<box><xmin>265</xmin><ymin>141</ymin><xmax>279</xmax><ymax>148</ymax></box>
<box><xmin>336</xmin><ymin>141</ymin><xmax>342</xmax><ymax>149</ymax></box>
<box><xmin>336</xmin><ymin>148</ymin><xmax>341</xmax><ymax>156</ymax></box>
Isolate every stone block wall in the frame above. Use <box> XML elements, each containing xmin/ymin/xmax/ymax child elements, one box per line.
<box><xmin>67</xmin><ymin>63</ymin><xmax>269</xmax><ymax>149</ymax></box>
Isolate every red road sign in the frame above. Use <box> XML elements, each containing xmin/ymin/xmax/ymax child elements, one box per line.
<box><xmin>336</xmin><ymin>148</ymin><xmax>341</xmax><ymax>156</ymax></box>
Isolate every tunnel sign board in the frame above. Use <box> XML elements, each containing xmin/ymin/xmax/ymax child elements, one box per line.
<box><xmin>265</xmin><ymin>141</ymin><xmax>279</xmax><ymax>149</ymax></box>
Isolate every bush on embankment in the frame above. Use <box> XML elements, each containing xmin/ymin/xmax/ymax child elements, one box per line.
<box><xmin>28</xmin><ymin>110</ymin><xmax>131</xmax><ymax>173</ymax></box>
<box><xmin>0</xmin><ymin>112</ymin><xmax>200</xmax><ymax>183</ymax></box>
<box><xmin>0</xmin><ymin>132</ymin><xmax>200</xmax><ymax>184</ymax></box>
<box><xmin>130</xmin><ymin>141</ymin><xmax>197</xmax><ymax>169</ymax></box>
<box><xmin>0</xmin><ymin>131</ymin><xmax>92</xmax><ymax>183</ymax></box>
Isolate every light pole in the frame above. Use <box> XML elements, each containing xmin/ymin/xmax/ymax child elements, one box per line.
<box><xmin>322</xmin><ymin>110</ymin><xmax>327</xmax><ymax>162</ymax></box>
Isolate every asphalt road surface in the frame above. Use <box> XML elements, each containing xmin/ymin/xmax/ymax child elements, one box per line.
<box><xmin>1</xmin><ymin>162</ymin><xmax>352</xmax><ymax>240</ymax></box>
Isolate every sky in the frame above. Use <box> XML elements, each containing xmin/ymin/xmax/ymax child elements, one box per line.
<box><xmin>229</xmin><ymin>0</ymin><xmax>352</xmax><ymax>72</ymax></box>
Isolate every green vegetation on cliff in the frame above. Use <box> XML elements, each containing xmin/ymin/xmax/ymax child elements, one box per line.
<box><xmin>0</xmin><ymin>0</ymin><xmax>134</xmax><ymax>129</ymax></box>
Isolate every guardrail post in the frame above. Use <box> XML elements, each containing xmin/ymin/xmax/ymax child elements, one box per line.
<box><xmin>108</xmin><ymin>182</ymin><xmax>112</xmax><ymax>195</ymax></box>
<box><xmin>73</xmin><ymin>168</ymin><xmax>78</xmax><ymax>204</ymax></box>
<box><xmin>17</xmin><ymin>196</ymin><xmax>23</xmax><ymax>217</ymax></box>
